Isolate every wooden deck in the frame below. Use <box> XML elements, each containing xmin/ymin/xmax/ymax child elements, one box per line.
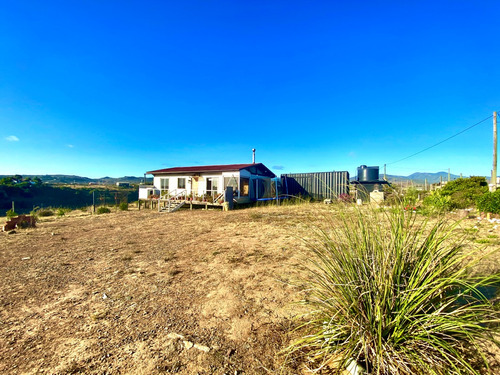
<box><xmin>139</xmin><ymin>198</ymin><xmax>224</xmax><ymax>211</ymax></box>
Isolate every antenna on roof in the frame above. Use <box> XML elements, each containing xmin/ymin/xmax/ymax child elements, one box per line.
<box><xmin>252</xmin><ymin>148</ymin><xmax>256</xmax><ymax>164</ymax></box>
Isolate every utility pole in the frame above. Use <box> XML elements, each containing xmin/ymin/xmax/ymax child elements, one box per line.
<box><xmin>493</xmin><ymin>111</ymin><xmax>498</xmax><ymax>189</ymax></box>
<box><xmin>384</xmin><ymin>164</ymin><xmax>387</xmax><ymax>181</ymax></box>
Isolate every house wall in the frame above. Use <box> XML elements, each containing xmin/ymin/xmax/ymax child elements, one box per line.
<box><xmin>153</xmin><ymin>173</ymin><xmax>233</xmax><ymax>198</ymax></box>
<box><xmin>153</xmin><ymin>175</ymin><xmax>193</xmax><ymax>196</ymax></box>
<box><xmin>138</xmin><ymin>187</ymin><xmax>160</xmax><ymax>200</ymax></box>
<box><xmin>150</xmin><ymin>169</ymin><xmax>273</xmax><ymax>202</ymax></box>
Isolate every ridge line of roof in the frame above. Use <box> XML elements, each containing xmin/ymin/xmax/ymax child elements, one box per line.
<box><xmin>146</xmin><ymin>163</ymin><xmax>267</xmax><ymax>175</ymax></box>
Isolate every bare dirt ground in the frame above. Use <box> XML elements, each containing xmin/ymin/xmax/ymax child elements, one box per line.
<box><xmin>0</xmin><ymin>205</ymin><xmax>315</xmax><ymax>374</ymax></box>
<box><xmin>1</xmin><ymin>204</ymin><xmax>499</xmax><ymax>374</ymax></box>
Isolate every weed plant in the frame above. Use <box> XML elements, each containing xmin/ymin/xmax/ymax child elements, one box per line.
<box><xmin>6</xmin><ymin>209</ymin><xmax>18</xmax><ymax>219</ymax></box>
<box><xmin>291</xmin><ymin>204</ymin><xmax>500</xmax><ymax>374</ymax></box>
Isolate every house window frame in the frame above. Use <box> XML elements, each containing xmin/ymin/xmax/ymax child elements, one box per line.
<box><xmin>178</xmin><ymin>177</ymin><xmax>186</xmax><ymax>189</ymax></box>
<box><xmin>224</xmin><ymin>175</ymin><xmax>239</xmax><ymax>197</ymax></box>
<box><xmin>240</xmin><ymin>177</ymin><xmax>249</xmax><ymax>196</ymax></box>
<box><xmin>206</xmin><ymin>176</ymin><xmax>220</xmax><ymax>197</ymax></box>
<box><xmin>160</xmin><ymin>177</ymin><xmax>169</xmax><ymax>191</ymax></box>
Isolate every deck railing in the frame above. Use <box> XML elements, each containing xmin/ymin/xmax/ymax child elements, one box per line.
<box><xmin>157</xmin><ymin>189</ymin><xmax>225</xmax><ymax>203</ymax></box>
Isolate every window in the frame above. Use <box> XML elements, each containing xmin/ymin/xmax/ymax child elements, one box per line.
<box><xmin>224</xmin><ymin>176</ymin><xmax>239</xmax><ymax>195</ymax></box>
<box><xmin>240</xmin><ymin>178</ymin><xmax>249</xmax><ymax>196</ymax></box>
<box><xmin>224</xmin><ymin>176</ymin><xmax>238</xmax><ymax>189</ymax></box>
<box><xmin>178</xmin><ymin>178</ymin><xmax>186</xmax><ymax>189</ymax></box>
<box><xmin>207</xmin><ymin>177</ymin><xmax>218</xmax><ymax>195</ymax></box>
<box><xmin>160</xmin><ymin>178</ymin><xmax>169</xmax><ymax>190</ymax></box>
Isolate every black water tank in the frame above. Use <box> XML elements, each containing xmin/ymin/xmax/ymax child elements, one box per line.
<box><xmin>357</xmin><ymin>165</ymin><xmax>379</xmax><ymax>182</ymax></box>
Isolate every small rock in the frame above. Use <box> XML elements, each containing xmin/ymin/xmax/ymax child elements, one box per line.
<box><xmin>194</xmin><ymin>343</ymin><xmax>210</xmax><ymax>353</ymax></box>
<box><xmin>21</xmin><ymin>257</ymin><xmax>31</xmax><ymax>260</ymax></box>
<box><xmin>183</xmin><ymin>340</ymin><xmax>194</xmax><ymax>350</ymax></box>
<box><xmin>102</xmin><ymin>293</ymin><xmax>108</xmax><ymax>299</ymax></box>
<box><xmin>166</xmin><ymin>332</ymin><xmax>184</xmax><ymax>340</ymax></box>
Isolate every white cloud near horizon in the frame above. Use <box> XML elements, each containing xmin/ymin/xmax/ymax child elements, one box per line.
<box><xmin>5</xmin><ymin>135</ymin><xmax>19</xmax><ymax>142</ymax></box>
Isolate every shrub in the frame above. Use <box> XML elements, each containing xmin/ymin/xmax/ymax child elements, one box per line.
<box><xmin>57</xmin><ymin>208</ymin><xmax>67</xmax><ymax>217</ymax></box>
<box><xmin>119</xmin><ymin>202</ymin><xmax>128</xmax><ymax>211</ymax></box>
<box><xmin>421</xmin><ymin>189</ymin><xmax>452</xmax><ymax>215</ymax></box>
<box><xmin>441</xmin><ymin>177</ymin><xmax>488</xmax><ymax>209</ymax></box>
<box><xmin>97</xmin><ymin>206</ymin><xmax>111</xmax><ymax>214</ymax></box>
<box><xmin>476</xmin><ymin>190</ymin><xmax>500</xmax><ymax>214</ymax></box>
<box><xmin>38</xmin><ymin>209</ymin><xmax>55</xmax><ymax>217</ymax></box>
<box><xmin>290</xmin><ymin>205</ymin><xmax>500</xmax><ymax>374</ymax></box>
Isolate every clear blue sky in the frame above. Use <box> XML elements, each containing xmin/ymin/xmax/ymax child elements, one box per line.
<box><xmin>1</xmin><ymin>1</ymin><xmax>499</xmax><ymax>178</ymax></box>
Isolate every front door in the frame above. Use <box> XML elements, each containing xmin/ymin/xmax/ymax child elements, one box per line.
<box><xmin>192</xmin><ymin>177</ymin><xmax>199</xmax><ymax>198</ymax></box>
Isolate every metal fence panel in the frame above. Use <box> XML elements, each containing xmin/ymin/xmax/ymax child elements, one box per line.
<box><xmin>281</xmin><ymin>171</ymin><xmax>350</xmax><ymax>200</ymax></box>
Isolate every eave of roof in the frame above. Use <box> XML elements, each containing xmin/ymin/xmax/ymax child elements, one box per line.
<box><xmin>147</xmin><ymin>163</ymin><xmax>265</xmax><ymax>175</ymax></box>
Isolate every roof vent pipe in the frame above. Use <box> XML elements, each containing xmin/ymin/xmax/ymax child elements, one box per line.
<box><xmin>252</xmin><ymin>148</ymin><xmax>256</xmax><ymax>164</ymax></box>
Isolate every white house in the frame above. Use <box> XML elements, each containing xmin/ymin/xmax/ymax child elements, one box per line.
<box><xmin>140</xmin><ymin>163</ymin><xmax>276</xmax><ymax>204</ymax></box>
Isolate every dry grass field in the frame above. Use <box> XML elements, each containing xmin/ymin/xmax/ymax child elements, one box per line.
<box><xmin>1</xmin><ymin>204</ymin><xmax>499</xmax><ymax>374</ymax></box>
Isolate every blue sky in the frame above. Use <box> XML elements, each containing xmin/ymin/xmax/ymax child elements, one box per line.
<box><xmin>1</xmin><ymin>1</ymin><xmax>499</xmax><ymax>178</ymax></box>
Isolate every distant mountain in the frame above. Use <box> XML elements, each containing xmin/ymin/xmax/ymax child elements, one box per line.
<box><xmin>0</xmin><ymin>174</ymin><xmax>149</xmax><ymax>185</ymax></box>
<box><xmin>0</xmin><ymin>172</ymin><xmax>475</xmax><ymax>186</ymax></box>
<box><xmin>385</xmin><ymin>172</ymin><xmax>461</xmax><ymax>184</ymax></box>
<box><xmin>407</xmin><ymin>172</ymin><xmax>460</xmax><ymax>184</ymax></box>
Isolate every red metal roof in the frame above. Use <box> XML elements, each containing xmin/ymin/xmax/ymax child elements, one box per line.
<box><xmin>147</xmin><ymin>163</ymin><xmax>264</xmax><ymax>175</ymax></box>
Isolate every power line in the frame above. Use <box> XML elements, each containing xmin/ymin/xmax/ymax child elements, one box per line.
<box><xmin>387</xmin><ymin>114</ymin><xmax>494</xmax><ymax>166</ymax></box>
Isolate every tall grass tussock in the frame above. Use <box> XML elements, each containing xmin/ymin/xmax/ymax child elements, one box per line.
<box><xmin>291</xmin><ymin>203</ymin><xmax>500</xmax><ymax>374</ymax></box>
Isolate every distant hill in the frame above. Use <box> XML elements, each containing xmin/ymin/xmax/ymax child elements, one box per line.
<box><xmin>0</xmin><ymin>174</ymin><xmax>149</xmax><ymax>185</ymax></box>
<box><xmin>407</xmin><ymin>172</ymin><xmax>460</xmax><ymax>184</ymax></box>
<box><xmin>385</xmin><ymin>172</ymin><xmax>461</xmax><ymax>184</ymax></box>
<box><xmin>350</xmin><ymin>171</ymin><xmax>463</xmax><ymax>184</ymax></box>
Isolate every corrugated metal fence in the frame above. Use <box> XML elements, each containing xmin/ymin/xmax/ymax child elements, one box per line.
<box><xmin>281</xmin><ymin>171</ymin><xmax>350</xmax><ymax>200</ymax></box>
